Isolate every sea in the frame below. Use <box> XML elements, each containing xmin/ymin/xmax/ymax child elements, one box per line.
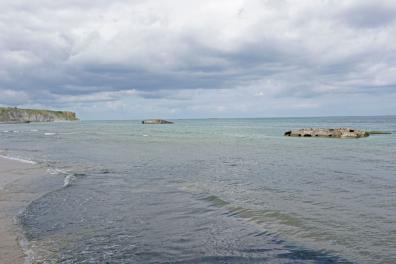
<box><xmin>0</xmin><ymin>116</ymin><xmax>395</xmax><ymax>264</ymax></box>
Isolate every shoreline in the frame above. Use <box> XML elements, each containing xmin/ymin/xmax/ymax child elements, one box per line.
<box><xmin>0</xmin><ymin>156</ymin><xmax>49</xmax><ymax>264</ymax></box>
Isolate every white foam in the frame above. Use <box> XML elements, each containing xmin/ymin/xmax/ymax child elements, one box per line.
<box><xmin>47</xmin><ymin>168</ymin><xmax>69</xmax><ymax>175</ymax></box>
<box><xmin>0</xmin><ymin>154</ymin><xmax>37</xmax><ymax>164</ymax></box>
<box><xmin>47</xmin><ymin>168</ymin><xmax>75</xmax><ymax>187</ymax></box>
<box><xmin>18</xmin><ymin>232</ymin><xmax>34</xmax><ymax>264</ymax></box>
<box><xmin>63</xmin><ymin>174</ymin><xmax>76</xmax><ymax>187</ymax></box>
<box><xmin>44</xmin><ymin>132</ymin><xmax>56</xmax><ymax>136</ymax></box>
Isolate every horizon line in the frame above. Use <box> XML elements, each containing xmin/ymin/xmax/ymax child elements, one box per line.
<box><xmin>80</xmin><ymin>114</ymin><xmax>396</xmax><ymax>121</ymax></box>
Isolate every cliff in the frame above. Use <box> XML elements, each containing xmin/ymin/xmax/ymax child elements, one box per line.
<box><xmin>0</xmin><ymin>107</ymin><xmax>78</xmax><ymax>123</ymax></box>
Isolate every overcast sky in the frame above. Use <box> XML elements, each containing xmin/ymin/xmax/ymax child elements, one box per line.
<box><xmin>1</xmin><ymin>0</ymin><xmax>395</xmax><ymax>119</ymax></box>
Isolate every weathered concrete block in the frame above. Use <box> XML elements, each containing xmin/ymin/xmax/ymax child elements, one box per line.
<box><xmin>142</xmin><ymin>119</ymin><xmax>174</xmax><ymax>124</ymax></box>
<box><xmin>284</xmin><ymin>128</ymin><xmax>369</xmax><ymax>138</ymax></box>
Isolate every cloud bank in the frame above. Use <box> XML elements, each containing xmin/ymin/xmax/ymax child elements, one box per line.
<box><xmin>1</xmin><ymin>0</ymin><xmax>395</xmax><ymax>118</ymax></box>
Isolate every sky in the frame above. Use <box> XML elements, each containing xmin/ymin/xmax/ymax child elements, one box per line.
<box><xmin>1</xmin><ymin>0</ymin><xmax>396</xmax><ymax>120</ymax></box>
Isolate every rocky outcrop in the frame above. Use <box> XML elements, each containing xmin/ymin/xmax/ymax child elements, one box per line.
<box><xmin>0</xmin><ymin>107</ymin><xmax>78</xmax><ymax>123</ymax></box>
<box><xmin>284</xmin><ymin>128</ymin><xmax>369</xmax><ymax>138</ymax></box>
<box><xmin>142</xmin><ymin>119</ymin><xmax>174</xmax><ymax>124</ymax></box>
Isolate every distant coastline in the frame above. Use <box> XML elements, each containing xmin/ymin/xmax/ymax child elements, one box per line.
<box><xmin>0</xmin><ymin>107</ymin><xmax>78</xmax><ymax>123</ymax></box>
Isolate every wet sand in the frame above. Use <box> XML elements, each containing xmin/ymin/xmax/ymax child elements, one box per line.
<box><xmin>0</xmin><ymin>157</ymin><xmax>49</xmax><ymax>264</ymax></box>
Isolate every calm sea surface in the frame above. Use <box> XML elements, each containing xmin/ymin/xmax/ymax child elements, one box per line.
<box><xmin>0</xmin><ymin>117</ymin><xmax>395</xmax><ymax>263</ymax></box>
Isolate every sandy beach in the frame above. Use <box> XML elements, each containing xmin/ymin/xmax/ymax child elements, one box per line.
<box><xmin>0</xmin><ymin>156</ymin><xmax>49</xmax><ymax>264</ymax></box>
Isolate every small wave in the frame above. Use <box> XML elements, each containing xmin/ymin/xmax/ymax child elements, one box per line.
<box><xmin>46</xmin><ymin>168</ymin><xmax>85</xmax><ymax>187</ymax></box>
<box><xmin>201</xmin><ymin>195</ymin><xmax>230</xmax><ymax>207</ymax></box>
<box><xmin>99</xmin><ymin>169</ymin><xmax>111</xmax><ymax>174</ymax></box>
<box><xmin>200</xmin><ymin>194</ymin><xmax>303</xmax><ymax>231</ymax></box>
<box><xmin>44</xmin><ymin>132</ymin><xmax>56</xmax><ymax>136</ymax></box>
<box><xmin>47</xmin><ymin>168</ymin><xmax>69</xmax><ymax>175</ymax></box>
<box><xmin>63</xmin><ymin>174</ymin><xmax>76</xmax><ymax>187</ymax></box>
<box><xmin>63</xmin><ymin>173</ymin><xmax>86</xmax><ymax>187</ymax></box>
<box><xmin>0</xmin><ymin>154</ymin><xmax>37</xmax><ymax>164</ymax></box>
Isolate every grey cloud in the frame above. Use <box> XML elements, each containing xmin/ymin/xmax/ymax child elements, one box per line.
<box><xmin>0</xmin><ymin>0</ymin><xmax>395</xmax><ymax>116</ymax></box>
<box><xmin>341</xmin><ymin>2</ymin><xmax>396</xmax><ymax>28</ymax></box>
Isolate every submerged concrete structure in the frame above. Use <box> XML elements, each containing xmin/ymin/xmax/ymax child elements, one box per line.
<box><xmin>142</xmin><ymin>119</ymin><xmax>174</xmax><ymax>124</ymax></box>
<box><xmin>284</xmin><ymin>128</ymin><xmax>369</xmax><ymax>138</ymax></box>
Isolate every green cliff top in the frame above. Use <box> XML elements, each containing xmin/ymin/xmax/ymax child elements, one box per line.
<box><xmin>0</xmin><ymin>107</ymin><xmax>78</xmax><ymax>122</ymax></box>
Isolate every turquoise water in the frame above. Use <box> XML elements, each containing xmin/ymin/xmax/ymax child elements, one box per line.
<box><xmin>0</xmin><ymin>117</ymin><xmax>395</xmax><ymax>263</ymax></box>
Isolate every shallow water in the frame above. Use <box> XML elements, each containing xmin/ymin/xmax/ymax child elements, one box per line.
<box><xmin>1</xmin><ymin>117</ymin><xmax>395</xmax><ymax>263</ymax></box>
